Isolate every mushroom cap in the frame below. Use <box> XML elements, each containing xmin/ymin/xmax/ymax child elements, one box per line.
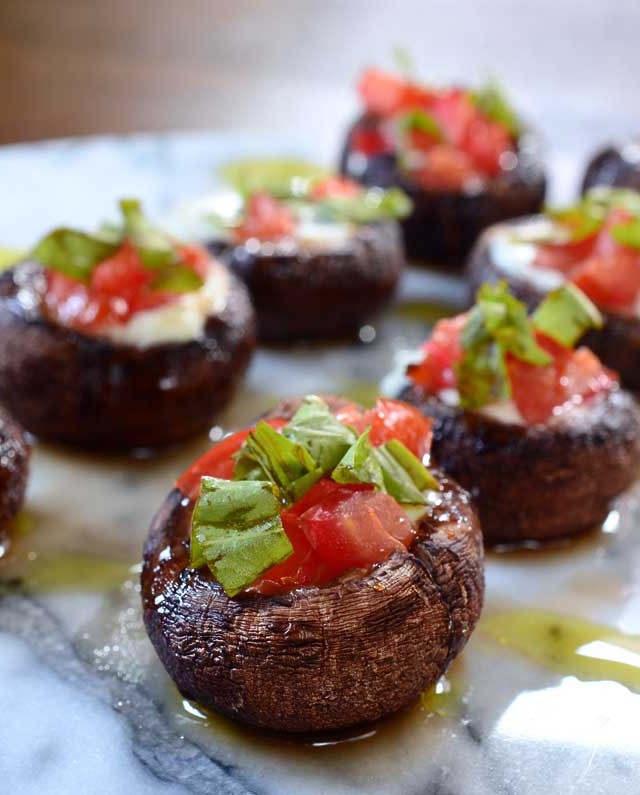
<box><xmin>339</xmin><ymin>113</ymin><xmax>546</xmax><ymax>266</ymax></box>
<box><xmin>211</xmin><ymin>221</ymin><xmax>403</xmax><ymax>343</ymax></box>
<box><xmin>141</xmin><ymin>399</ymin><xmax>484</xmax><ymax>733</ymax></box>
<box><xmin>0</xmin><ymin>407</ymin><xmax>29</xmax><ymax>552</ymax></box>
<box><xmin>582</xmin><ymin>141</ymin><xmax>640</xmax><ymax>195</ymax></box>
<box><xmin>400</xmin><ymin>383</ymin><xmax>640</xmax><ymax>545</ymax></box>
<box><xmin>467</xmin><ymin>219</ymin><xmax>640</xmax><ymax>394</ymax></box>
<box><xmin>0</xmin><ymin>261</ymin><xmax>256</xmax><ymax>450</ymax></box>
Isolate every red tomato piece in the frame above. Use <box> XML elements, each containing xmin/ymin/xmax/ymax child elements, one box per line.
<box><xmin>533</xmin><ymin>236</ymin><xmax>597</xmax><ymax>274</ymax></box>
<box><xmin>408</xmin><ymin>314</ymin><xmax>467</xmax><ymax>392</ymax></box>
<box><xmin>299</xmin><ymin>487</ymin><xmax>414</xmax><ymax>577</ymax></box>
<box><xmin>350</xmin><ymin>126</ymin><xmax>393</xmax><ymax>157</ymax></box>
<box><xmin>430</xmin><ymin>89</ymin><xmax>478</xmax><ymax>147</ymax></box>
<box><xmin>571</xmin><ymin>252</ymin><xmax>640</xmax><ymax>311</ymax></box>
<box><xmin>414</xmin><ymin>145</ymin><xmax>479</xmax><ymax>191</ymax></box>
<box><xmin>357</xmin><ymin>68</ymin><xmax>434</xmax><ymax>116</ymax></box>
<box><xmin>309</xmin><ymin>176</ymin><xmax>361</xmax><ymax>200</ymax></box>
<box><xmin>234</xmin><ymin>192</ymin><xmax>297</xmax><ymax>243</ymax></box>
<box><xmin>175</xmin><ymin>418</ymin><xmax>287</xmax><ymax>499</ymax></box>
<box><xmin>363</xmin><ymin>398</ymin><xmax>433</xmax><ymax>459</ymax></box>
<box><xmin>461</xmin><ymin>117</ymin><xmax>513</xmax><ymax>176</ymax></box>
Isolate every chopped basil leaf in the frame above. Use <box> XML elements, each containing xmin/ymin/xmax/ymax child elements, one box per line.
<box><xmin>191</xmin><ymin>477</ymin><xmax>293</xmax><ymax>596</ymax></box>
<box><xmin>316</xmin><ymin>187</ymin><xmax>413</xmax><ymax>224</ymax></box>
<box><xmin>119</xmin><ymin>198</ymin><xmax>180</xmax><ymax>269</ymax></box>
<box><xmin>470</xmin><ymin>79</ymin><xmax>521</xmax><ymax>137</ymax></box>
<box><xmin>392</xmin><ymin>46</ymin><xmax>416</xmax><ymax>76</ymax></box>
<box><xmin>31</xmin><ymin>229</ymin><xmax>119</xmax><ymax>281</ymax></box>
<box><xmin>611</xmin><ymin>218</ymin><xmax>640</xmax><ymax>249</ymax></box>
<box><xmin>333</xmin><ymin>430</ymin><xmax>438</xmax><ymax>503</ymax></box>
<box><xmin>233</xmin><ymin>420</ymin><xmax>323</xmax><ymax>504</ymax></box>
<box><xmin>282</xmin><ymin>395</ymin><xmax>357</xmax><ymax>473</ymax></box>
<box><xmin>151</xmin><ymin>264</ymin><xmax>204</xmax><ymax>292</ymax></box>
<box><xmin>533</xmin><ymin>284</ymin><xmax>603</xmax><ymax>347</ymax></box>
<box><xmin>399</xmin><ymin>109</ymin><xmax>442</xmax><ymax>141</ymax></box>
<box><xmin>456</xmin><ymin>281</ymin><xmax>552</xmax><ymax>410</ymax></box>
<box><xmin>332</xmin><ymin>429</ymin><xmax>385</xmax><ymax>491</ymax></box>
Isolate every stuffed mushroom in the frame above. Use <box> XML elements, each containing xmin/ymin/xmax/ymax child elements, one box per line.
<box><xmin>467</xmin><ymin>187</ymin><xmax>640</xmax><ymax>392</ymax></box>
<box><xmin>0</xmin><ymin>200</ymin><xmax>255</xmax><ymax>451</ymax></box>
<box><xmin>395</xmin><ymin>282</ymin><xmax>640</xmax><ymax>545</ymax></box>
<box><xmin>339</xmin><ymin>67</ymin><xmax>546</xmax><ymax>266</ymax></box>
<box><xmin>0</xmin><ymin>409</ymin><xmax>29</xmax><ymax>554</ymax></box>
<box><xmin>206</xmin><ymin>174</ymin><xmax>409</xmax><ymax>343</ymax></box>
<box><xmin>582</xmin><ymin>139</ymin><xmax>640</xmax><ymax>194</ymax></box>
<box><xmin>142</xmin><ymin>395</ymin><xmax>484</xmax><ymax>733</ymax></box>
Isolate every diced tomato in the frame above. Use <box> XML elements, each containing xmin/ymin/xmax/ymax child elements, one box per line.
<box><xmin>534</xmin><ymin>235</ymin><xmax>597</xmax><ymax>274</ymax></box>
<box><xmin>333</xmin><ymin>401</ymin><xmax>368</xmax><ymax>431</ymax></box>
<box><xmin>414</xmin><ymin>145</ymin><xmax>479</xmax><ymax>190</ymax></box>
<box><xmin>363</xmin><ymin>398</ymin><xmax>433</xmax><ymax>459</ymax></box>
<box><xmin>233</xmin><ymin>192</ymin><xmax>297</xmax><ymax>243</ymax></box>
<box><xmin>308</xmin><ymin>176</ymin><xmax>361</xmax><ymax>200</ymax></box>
<box><xmin>461</xmin><ymin>117</ymin><xmax>513</xmax><ymax>176</ymax></box>
<box><xmin>571</xmin><ymin>252</ymin><xmax>640</xmax><ymax>311</ymax></box>
<box><xmin>430</xmin><ymin>89</ymin><xmax>478</xmax><ymax>147</ymax></box>
<box><xmin>350</xmin><ymin>126</ymin><xmax>393</xmax><ymax>157</ymax></box>
<box><xmin>357</xmin><ymin>68</ymin><xmax>434</xmax><ymax>116</ymax></box>
<box><xmin>297</xmin><ymin>484</ymin><xmax>414</xmax><ymax>578</ymax></box>
<box><xmin>175</xmin><ymin>418</ymin><xmax>287</xmax><ymax>499</ymax></box>
<box><xmin>507</xmin><ymin>332</ymin><xmax>613</xmax><ymax>424</ymax></box>
<box><xmin>407</xmin><ymin>313</ymin><xmax>467</xmax><ymax>392</ymax></box>
<box><xmin>45</xmin><ymin>240</ymin><xmax>211</xmax><ymax>333</ymax></box>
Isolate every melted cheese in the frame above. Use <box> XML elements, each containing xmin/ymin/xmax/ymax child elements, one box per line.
<box><xmin>99</xmin><ymin>261</ymin><xmax>231</xmax><ymax>348</ymax></box>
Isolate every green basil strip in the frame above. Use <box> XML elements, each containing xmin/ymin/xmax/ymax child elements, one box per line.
<box><xmin>282</xmin><ymin>395</ymin><xmax>357</xmax><ymax>472</ymax></box>
<box><xmin>315</xmin><ymin>187</ymin><xmax>413</xmax><ymax>224</ymax></box>
<box><xmin>31</xmin><ymin>229</ymin><xmax>119</xmax><ymax>281</ymax></box>
<box><xmin>119</xmin><ymin>198</ymin><xmax>180</xmax><ymax>269</ymax></box>
<box><xmin>470</xmin><ymin>79</ymin><xmax>522</xmax><ymax>137</ymax></box>
<box><xmin>152</xmin><ymin>264</ymin><xmax>204</xmax><ymax>292</ymax></box>
<box><xmin>191</xmin><ymin>477</ymin><xmax>293</xmax><ymax>596</ymax></box>
<box><xmin>332</xmin><ymin>429</ymin><xmax>385</xmax><ymax>491</ymax></box>
<box><xmin>399</xmin><ymin>109</ymin><xmax>443</xmax><ymax>141</ymax></box>
<box><xmin>533</xmin><ymin>284</ymin><xmax>603</xmax><ymax>347</ymax></box>
<box><xmin>611</xmin><ymin>218</ymin><xmax>640</xmax><ymax>249</ymax></box>
<box><xmin>233</xmin><ymin>420</ymin><xmax>323</xmax><ymax>504</ymax></box>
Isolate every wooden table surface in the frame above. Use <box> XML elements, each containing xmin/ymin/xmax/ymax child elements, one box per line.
<box><xmin>1</xmin><ymin>0</ymin><xmax>639</xmax><ymax>147</ymax></box>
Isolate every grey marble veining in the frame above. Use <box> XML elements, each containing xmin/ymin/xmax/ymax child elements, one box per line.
<box><xmin>0</xmin><ymin>133</ymin><xmax>639</xmax><ymax>795</ymax></box>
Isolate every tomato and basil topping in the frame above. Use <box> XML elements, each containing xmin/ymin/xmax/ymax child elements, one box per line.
<box><xmin>216</xmin><ymin>159</ymin><xmax>412</xmax><ymax>243</ymax></box>
<box><xmin>187</xmin><ymin>396</ymin><xmax>437</xmax><ymax>597</ymax></box>
<box><xmin>351</xmin><ymin>63</ymin><xmax>521</xmax><ymax>188</ymax></box>
<box><xmin>408</xmin><ymin>282</ymin><xmax>612</xmax><ymax>425</ymax></box>
<box><xmin>528</xmin><ymin>188</ymin><xmax>640</xmax><ymax>313</ymax></box>
<box><xmin>31</xmin><ymin>199</ymin><xmax>207</xmax><ymax>332</ymax></box>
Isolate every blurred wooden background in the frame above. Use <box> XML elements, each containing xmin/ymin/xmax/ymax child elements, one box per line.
<box><xmin>1</xmin><ymin>0</ymin><xmax>639</xmax><ymax>146</ymax></box>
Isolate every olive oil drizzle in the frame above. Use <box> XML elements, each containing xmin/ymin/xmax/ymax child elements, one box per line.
<box><xmin>481</xmin><ymin>609</ymin><xmax>640</xmax><ymax>692</ymax></box>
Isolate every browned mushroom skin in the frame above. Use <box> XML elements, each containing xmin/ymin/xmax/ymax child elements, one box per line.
<box><xmin>0</xmin><ymin>408</ymin><xmax>29</xmax><ymax>552</ymax></box>
<box><xmin>0</xmin><ymin>261</ymin><xmax>256</xmax><ymax>451</ymax></box>
<box><xmin>467</xmin><ymin>222</ymin><xmax>640</xmax><ymax>393</ymax></box>
<box><xmin>210</xmin><ymin>222</ymin><xmax>404</xmax><ymax>343</ymax></box>
<box><xmin>582</xmin><ymin>141</ymin><xmax>640</xmax><ymax>194</ymax></box>
<box><xmin>141</xmin><ymin>403</ymin><xmax>484</xmax><ymax>734</ymax></box>
<box><xmin>399</xmin><ymin>383</ymin><xmax>640</xmax><ymax>545</ymax></box>
<box><xmin>339</xmin><ymin>113</ymin><xmax>546</xmax><ymax>267</ymax></box>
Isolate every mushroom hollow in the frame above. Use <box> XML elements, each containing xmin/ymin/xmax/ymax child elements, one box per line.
<box><xmin>0</xmin><ymin>262</ymin><xmax>256</xmax><ymax>451</ymax></box>
<box><xmin>399</xmin><ymin>383</ymin><xmax>640</xmax><ymax>545</ymax></box>
<box><xmin>467</xmin><ymin>221</ymin><xmax>640</xmax><ymax>394</ymax></box>
<box><xmin>0</xmin><ymin>407</ymin><xmax>29</xmax><ymax>552</ymax></box>
<box><xmin>582</xmin><ymin>141</ymin><xmax>640</xmax><ymax>194</ymax></box>
<box><xmin>339</xmin><ymin>114</ymin><xmax>546</xmax><ymax>267</ymax></box>
<box><xmin>141</xmin><ymin>400</ymin><xmax>484</xmax><ymax>734</ymax></box>
<box><xmin>211</xmin><ymin>221</ymin><xmax>404</xmax><ymax>344</ymax></box>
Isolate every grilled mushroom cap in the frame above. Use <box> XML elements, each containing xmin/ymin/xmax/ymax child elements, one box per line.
<box><xmin>399</xmin><ymin>383</ymin><xmax>640</xmax><ymax>545</ymax></box>
<box><xmin>339</xmin><ymin>113</ymin><xmax>546</xmax><ymax>267</ymax></box>
<box><xmin>141</xmin><ymin>400</ymin><xmax>484</xmax><ymax>734</ymax></box>
<box><xmin>0</xmin><ymin>261</ymin><xmax>256</xmax><ymax>451</ymax></box>
<box><xmin>0</xmin><ymin>407</ymin><xmax>29</xmax><ymax>552</ymax></box>
<box><xmin>212</xmin><ymin>221</ymin><xmax>403</xmax><ymax>343</ymax></box>
<box><xmin>582</xmin><ymin>142</ymin><xmax>640</xmax><ymax>195</ymax></box>
<box><xmin>467</xmin><ymin>221</ymin><xmax>640</xmax><ymax>393</ymax></box>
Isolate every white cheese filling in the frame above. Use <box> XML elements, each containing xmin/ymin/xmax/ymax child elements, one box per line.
<box><xmin>98</xmin><ymin>260</ymin><xmax>231</xmax><ymax>348</ymax></box>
